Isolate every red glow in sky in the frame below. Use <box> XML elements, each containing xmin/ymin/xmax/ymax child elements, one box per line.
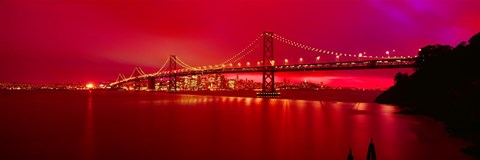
<box><xmin>1</xmin><ymin>0</ymin><xmax>479</xmax><ymax>88</ymax></box>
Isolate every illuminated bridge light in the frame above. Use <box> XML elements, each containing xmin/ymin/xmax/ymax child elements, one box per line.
<box><xmin>112</xmin><ymin>33</ymin><xmax>415</xmax><ymax>88</ymax></box>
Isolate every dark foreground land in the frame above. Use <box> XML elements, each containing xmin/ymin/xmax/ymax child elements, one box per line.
<box><xmin>375</xmin><ymin>32</ymin><xmax>480</xmax><ymax>158</ymax></box>
<box><xmin>181</xmin><ymin>89</ymin><xmax>384</xmax><ymax>102</ymax></box>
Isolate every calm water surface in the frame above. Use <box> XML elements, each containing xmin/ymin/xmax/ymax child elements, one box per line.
<box><xmin>0</xmin><ymin>90</ymin><xmax>472</xmax><ymax>160</ymax></box>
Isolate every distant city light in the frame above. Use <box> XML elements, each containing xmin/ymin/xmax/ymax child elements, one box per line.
<box><xmin>86</xmin><ymin>83</ymin><xmax>94</xmax><ymax>89</ymax></box>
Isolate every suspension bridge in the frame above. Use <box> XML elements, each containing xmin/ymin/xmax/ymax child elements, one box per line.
<box><xmin>110</xmin><ymin>32</ymin><xmax>416</xmax><ymax>96</ymax></box>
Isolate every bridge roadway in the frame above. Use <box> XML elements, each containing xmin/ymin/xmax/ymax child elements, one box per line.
<box><xmin>110</xmin><ymin>58</ymin><xmax>415</xmax><ymax>86</ymax></box>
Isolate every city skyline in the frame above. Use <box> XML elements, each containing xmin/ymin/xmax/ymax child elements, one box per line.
<box><xmin>2</xmin><ymin>0</ymin><xmax>479</xmax><ymax>88</ymax></box>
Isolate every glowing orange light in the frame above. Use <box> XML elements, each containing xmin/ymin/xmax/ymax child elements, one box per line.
<box><xmin>86</xmin><ymin>83</ymin><xmax>94</xmax><ymax>89</ymax></box>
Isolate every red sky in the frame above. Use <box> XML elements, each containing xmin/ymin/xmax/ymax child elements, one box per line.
<box><xmin>1</xmin><ymin>0</ymin><xmax>479</xmax><ymax>88</ymax></box>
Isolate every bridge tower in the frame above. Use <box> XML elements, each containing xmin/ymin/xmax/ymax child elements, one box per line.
<box><xmin>257</xmin><ymin>32</ymin><xmax>280</xmax><ymax>97</ymax></box>
<box><xmin>131</xmin><ymin>67</ymin><xmax>144</xmax><ymax>91</ymax></box>
<box><xmin>168</xmin><ymin>55</ymin><xmax>178</xmax><ymax>92</ymax></box>
<box><xmin>115</xmin><ymin>73</ymin><xmax>126</xmax><ymax>89</ymax></box>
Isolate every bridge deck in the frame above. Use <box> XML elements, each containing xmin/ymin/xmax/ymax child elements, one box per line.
<box><xmin>111</xmin><ymin>58</ymin><xmax>415</xmax><ymax>86</ymax></box>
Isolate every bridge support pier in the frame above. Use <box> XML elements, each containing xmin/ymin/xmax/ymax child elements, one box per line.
<box><xmin>147</xmin><ymin>78</ymin><xmax>156</xmax><ymax>92</ymax></box>
<box><xmin>257</xmin><ymin>31</ymin><xmax>280</xmax><ymax>97</ymax></box>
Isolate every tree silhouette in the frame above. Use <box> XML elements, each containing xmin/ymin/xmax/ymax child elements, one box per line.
<box><xmin>394</xmin><ymin>72</ymin><xmax>409</xmax><ymax>84</ymax></box>
<box><xmin>376</xmin><ymin>31</ymin><xmax>480</xmax><ymax>158</ymax></box>
<box><xmin>415</xmin><ymin>45</ymin><xmax>453</xmax><ymax>71</ymax></box>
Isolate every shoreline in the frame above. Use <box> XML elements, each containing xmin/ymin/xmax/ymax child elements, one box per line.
<box><xmin>377</xmin><ymin>101</ymin><xmax>480</xmax><ymax>158</ymax></box>
<box><xmin>177</xmin><ymin>89</ymin><xmax>384</xmax><ymax>103</ymax></box>
<box><xmin>0</xmin><ymin>89</ymin><xmax>385</xmax><ymax>103</ymax></box>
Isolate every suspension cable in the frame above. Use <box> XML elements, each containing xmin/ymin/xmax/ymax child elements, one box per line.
<box><xmin>156</xmin><ymin>58</ymin><xmax>170</xmax><ymax>73</ymax></box>
<box><xmin>172</xmin><ymin>57</ymin><xmax>195</xmax><ymax>70</ymax></box>
<box><xmin>221</xmin><ymin>34</ymin><xmax>263</xmax><ymax>65</ymax></box>
<box><xmin>230</xmin><ymin>43</ymin><xmax>260</xmax><ymax>64</ymax></box>
<box><xmin>274</xmin><ymin>33</ymin><xmax>362</xmax><ymax>59</ymax></box>
<box><xmin>129</xmin><ymin>67</ymin><xmax>143</xmax><ymax>78</ymax></box>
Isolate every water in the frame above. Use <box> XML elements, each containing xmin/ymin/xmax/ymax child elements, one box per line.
<box><xmin>0</xmin><ymin>90</ymin><xmax>472</xmax><ymax>160</ymax></box>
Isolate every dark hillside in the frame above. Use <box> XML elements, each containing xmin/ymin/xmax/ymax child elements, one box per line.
<box><xmin>375</xmin><ymin>32</ymin><xmax>480</xmax><ymax>157</ymax></box>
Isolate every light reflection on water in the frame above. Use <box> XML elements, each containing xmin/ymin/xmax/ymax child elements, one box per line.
<box><xmin>82</xmin><ymin>90</ymin><xmax>94</xmax><ymax>160</ymax></box>
<box><xmin>0</xmin><ymin>90</ymin><xmax>472</xmax><ymax>160</ymax></box>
